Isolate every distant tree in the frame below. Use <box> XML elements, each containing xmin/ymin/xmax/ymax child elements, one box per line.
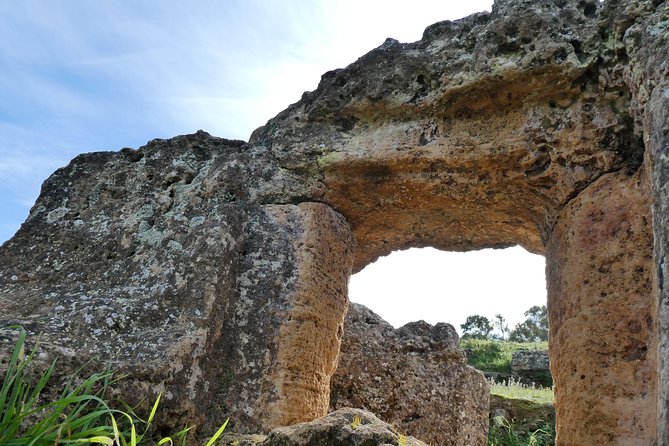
<box><xmin>508</xmin><ymin>320</ymin><xmax>541</xmax><ymax>342</ymax></box>
<box><xmin>509</xmin><ymin>305</ymin><xmax>548</xmax><ymax>342</ymax></box>
<box><xmin>525</xmin><ymin>305</ymin><xmax>548</xmax><ymax>329</ymax></box>
<box><xmin>493</xmin><ymin>313</ymin><xmax>510</xmax><ymax>341</ymax></box>
<box><xmin>461</xmin><ymin>315</ymin><xmax>494</xmax><ymax>340</ymax></box>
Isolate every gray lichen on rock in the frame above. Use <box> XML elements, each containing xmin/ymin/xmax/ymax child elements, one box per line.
<box><xmin>0</xmin><ymin>0</ymin><xmax>668</xmax><ymax>444</ymax></box>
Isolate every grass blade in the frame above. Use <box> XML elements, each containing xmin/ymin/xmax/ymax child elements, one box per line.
<box><xmin>146</xmin><ymin>393</ymin><xmax>161</xmax><ymax>426</ymax></box>
<box><xmin>205</xmin><ymin>418</ymin><xmax>229</xmax><ymax>446</ymax></box>
<box><xmin>65</xmin><ymin>436</ymin><xmax>115</xmax><ymax>445</ymax></box>
<box><xmin>0</xmin><ymin>327</ymin><xmax>27</xmax><ymax>424</ymax></box>
<box><xmin>0</xmin><ymin>328</ymin><xmax>224</xmax><ymax>446</ymax></box>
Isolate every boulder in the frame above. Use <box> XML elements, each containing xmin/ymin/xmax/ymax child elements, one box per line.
<box><xmin>511</xmin><ymin>350</ymin><xmax>552</xmax><ymax>387</ymax></box>
<box><xmin>330</xmin><ymin>303</ymin><xmax>489</xmax><ymax>446</ymax></box>
<box><xmin>218</xmin><ymin>408</ymin><xmax>428</xmax><ymax>446</ymax></box>
<box><xmin>0</xmin><ymin>133</ymin><xmax>356</xmax><ymax>436</ymax></box>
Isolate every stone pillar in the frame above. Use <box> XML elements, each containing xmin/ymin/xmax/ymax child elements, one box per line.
<box><xmin>648</xmin><ymin>85</ymin><xmax>669</xmax><ymax>446</ymax></box>
<box><xmin>228</xmin><ymin>202</ymin><xmax>354</xmax><ymax>431</ymax></box>
<box><xmin>546</xmin><ymin>170</ymin><xmax>657</xmax><ymax>446</ymax></box>
<box><xmin>271</xmin><ymin>202</ymin><xmax>356</xmax><ymax>426</ymax></box>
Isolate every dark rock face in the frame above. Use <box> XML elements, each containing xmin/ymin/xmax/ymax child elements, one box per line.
<box><xmin>0</xmin><ymin>134</ymin><xmax>255</xmax><ymax>433</ymax></box>
<box><xmin>0</xmin><ymin>0</ymin><xmax>666</xmax><ymax>444</ymax></box>
<box><xmin>511</xmin><ymin>350</ymin><xmax>552</xmax><ymax>387</ymax></box>
<box><xmin>330</xmin><ymin>304</ymin><xmax>489</xmax><ymax>446</ymax></box>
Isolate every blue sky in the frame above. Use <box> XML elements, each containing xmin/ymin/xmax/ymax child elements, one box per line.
<box><xmin>0</xmin><ymin>0</ymin><xmax>496</xmax><ymax>242</ymax></box>
<box><xmin>0</xmin><ymin>1</ymin><xmax>546</xmax><ymax>330</ymax></box>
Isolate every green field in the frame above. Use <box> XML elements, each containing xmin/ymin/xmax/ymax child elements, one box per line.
<box><xmin>460</xmin><ymin>339</ymin><xmax>549</xmax><ymax>374</ymax></box>
<box><xmin>490</xmin><ymin>378</ymin><xmax>553</xmax><ymax>404</ymax></box>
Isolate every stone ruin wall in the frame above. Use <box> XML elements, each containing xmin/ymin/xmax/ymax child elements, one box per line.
<box><xmin>0</xmin><ymin>0</ymin><xmax>668</xmax><ymax>444</ymax></box>
<box><xmin>330</xmin><ymin>303</ymin><xmax>489</xmax><ymax>446</ymax></box>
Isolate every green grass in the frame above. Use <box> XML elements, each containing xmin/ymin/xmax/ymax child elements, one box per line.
<box><xmin>487</xmin><ymin>378</ymin><xmax>554</xmax><ymax>446</ymax></box>
<box><xmin>0</xmin><ymin>326</ymin><xmax>228</xmax><ymax>446</ymax></box>
<box><xmin>490</xmin><ymin>378</ymin><xmax>553</xmax><ymax>404</ymax></box>
<box><xmin>460</xmin><ymin>339</ymin><xmax>548</xmax><ymax>374</ymax></box>
<box><xmin>488</xmin><ymin>417</ymin><xmax>554</xmax><ymax>446</ymax></box>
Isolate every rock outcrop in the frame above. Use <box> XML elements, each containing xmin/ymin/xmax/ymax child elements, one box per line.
<box><xmin>547</xmin><ymin>168</ymin><xmax>656</xmax><ymax>445</ymax></box>
<box><xmin>511</xmin><ymin>350</ymin><xmax>552</xmax><ymax>387</ymax></box>
<box><xmin>330</xmin><ymin>303</ymin><xmax>489</xmax><ymax>446</ymax></box>
<box><xmin>0</xmin><ymin>135</ymin><xmax>356</xmax><ymax>435</ymax></box>
<box><xmin>0</xmin><ymin>0</ymin><xmax>667</xmax><ymax>444</ymax></box>
<box><xmin>636</xmin><ymin>2</ymin><xmax>669</xmax><ymax>445</ymax></box>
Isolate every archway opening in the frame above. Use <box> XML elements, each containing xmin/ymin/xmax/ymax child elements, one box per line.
<box><xmin>348</xmin><ymin>246</ymin><xmax>546</xmax><ymax>335</ymax></box>
<box><xmin>330</xmin><ymin>245</ymin><xmax>551</xmax><ymax>445</ymax></box>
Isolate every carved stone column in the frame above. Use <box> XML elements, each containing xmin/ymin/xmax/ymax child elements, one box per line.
<box><xmin>547</xmin><ymin>169</ymin><xmax>657</xmax><ymax>445</ymax></box>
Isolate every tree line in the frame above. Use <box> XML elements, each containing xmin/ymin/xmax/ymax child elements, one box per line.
<box><xmin>460</xmin><ymin>305</ymin><xmax>548</xmax><ymax>342</ymax></box>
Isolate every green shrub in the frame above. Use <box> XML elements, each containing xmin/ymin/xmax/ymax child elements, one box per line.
<box><xmin>0</xmin><ymin>326</ymin><xmax>227</xmax><ymax>446</ymax></box>
<box><xmin>488</xmin><ymin>378</ymin><xmax>554</xmax><ymax>446</ymax></box>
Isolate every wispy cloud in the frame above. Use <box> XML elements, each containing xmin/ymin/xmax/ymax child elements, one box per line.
<box><xmin>0</xmin><ymin>0</ymin><xmax>492</xmax><ymax>243</ymax></box>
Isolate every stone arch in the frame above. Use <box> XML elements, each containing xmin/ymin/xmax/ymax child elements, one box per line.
<box><xmin>268</xmin><ymin>103</ymin><xmax>657</xmax><ymax>443</ymax></box>
<box><xmin>0</xmin><ymin>0</ymin><xmax>666</xmax><ymax>445</ymax></box>
<box><xmin>252</xmin><ymin>1</ymin><xmax>662</xmax><ymax>444</ymax></box>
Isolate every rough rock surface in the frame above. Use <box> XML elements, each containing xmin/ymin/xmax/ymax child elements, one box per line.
<box><xmin>633</xmin><ymin>2</ymin><xmax>669</xmax><ymax>445</ymax></box>
<box><xmin>547</xmin><ymin>168</ymin><xmax>656</xmax><ymax>446</ymax></box>
<box><xmin>219</xmin><ymin>408</ymin><xmax>428</xmax><ymax>446</ymax></box>
<box><xmin>0</xmin><ymin>0</ymin><xmax>666</xmax><ymax>444</ymax></box>
<box><xmin>511</xmin><ymin>350</ymin><xmax>552</xmax><ymax>387</ymax></box>
<box><xmin>0</xmin><ymin>134</ymin><xmax>356</xmax><ymax>435</ymax></box>
<box><xmin>259</xmin><ymin>0</ymin><xmax>640</xmax><ymax>273</ymax></box>
<box><xmin>330</xmin><ymin>303</ymin><xmax>489</xmax><ymax>446</ymax></box>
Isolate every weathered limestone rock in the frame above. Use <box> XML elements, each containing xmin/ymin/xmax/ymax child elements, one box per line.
<box><xmin>0</xmin><ymin>0</ymin><xmax>666</xmax><ymax>444</ymax></box>
<box><xmin>230</xmin><ymin>202</ymin><xmax>355</xmax><ymax>430</ymax></box>
<box><xmin>0</xmin><ymin>133</ymin><xmax>355</xmax><ymax>435</ymax></box>
<box><xmin>547</xmin><ymin>168</ymin><xmax>656</xmax><ymax>446</ymax></box>
<box><xmin>257</xmin><ymin>0</ymin><xmax>641</xmax><ymax>273</ymax></box>
<box><xmin>330</xmin><ymin>303</ymin><xmax>489</xmax><ymax>446</ymax></box>
<box><xmin>511</xmin><ymin>350</ymin><xmax>552</xmax><ymax>387</ymax></box>
<box><xmin>220</xmin><ymin>408</ymin><xmax>429</xmax><ymax>446</ymax></box>
<box><xmin>624</xmin><ymin>2</ymin><xmax>669</xmax><ymax>445</ymax></box>
<box><xmin>217</xmin><ymin>434</ymin><xmax>267</xmax><ymax>446</ymax></box>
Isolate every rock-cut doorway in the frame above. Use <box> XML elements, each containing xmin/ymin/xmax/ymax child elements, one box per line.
<box><xmin>330</xmin><ymin>246</ymin><xmax>548</xmax><ymax>445</ymax></box>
